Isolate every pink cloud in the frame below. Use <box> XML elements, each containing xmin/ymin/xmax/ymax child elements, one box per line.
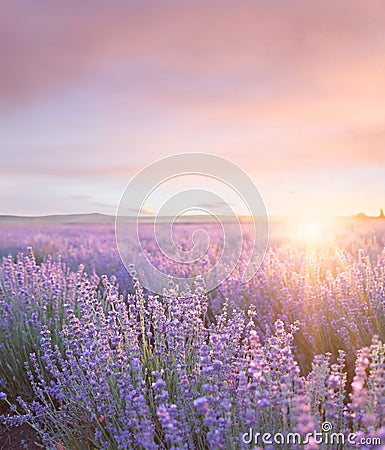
<box><xmin>1</xmin><ymin>0</ymin><xmax>385</xmax><ymax>109</ymax></box>
<box><xmin>1</xmin><ymin>0</ymin><xmax>385</xmax><ymax>217</ymax></box>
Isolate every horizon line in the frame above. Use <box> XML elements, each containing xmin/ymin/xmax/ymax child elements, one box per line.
<box><xmin>0</xmin><ymin>211</ymin><xmax>384</xmax><ymax>221</ymax></box>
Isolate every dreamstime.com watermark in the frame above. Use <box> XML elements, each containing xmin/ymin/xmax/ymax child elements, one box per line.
<box><xmin>242</xmin><ymin>421</ymin><xmax>382</xmax><ymax>447</ymax></box>
<box><xmin>115</xmin><ymin>153</ymin><xmax>268</xmax><ymax>295</ymax></box>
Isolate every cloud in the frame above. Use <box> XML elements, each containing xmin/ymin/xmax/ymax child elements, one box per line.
<box><xmin>1</xmin><ymin>1</ymin><xmax>385</xmax><ymax>215</ymax></box>
<box><xmin>69</xmin><ymin>194</ymin><xmax>91</xmax><ymax>200</ymax></box>
<box><xmin>0</xmin><ymin>163</ymin><xmax>141</xmax><ymax>179</ymax></box>
<box><xmin>1</xmin><ymin>1</ymin><xmax>385</xmax><ymax>110</ymax></box>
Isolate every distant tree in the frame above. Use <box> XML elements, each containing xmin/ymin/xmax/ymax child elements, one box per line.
<box><xmin>380</xmin><ymin>208</ymin><xmax>385</xmax><ymax>219</ymax></box>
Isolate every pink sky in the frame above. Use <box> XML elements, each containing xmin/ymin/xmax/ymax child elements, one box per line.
<box><xmin>0</xmin><ymin>1</ymin><xmax>384</xmax><ymax>216</ymax></box>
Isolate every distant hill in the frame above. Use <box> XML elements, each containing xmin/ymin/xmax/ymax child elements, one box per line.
<box><xmin>353</xmin><ymin>209</ymin><xmax>385</xmax><ymax>219</ymax></box>
<box><xmin>0</xmin><ymin>213</ymin><xmax>115</xmax><ymax>225</ymax></box>
<box><xmin>1</xmin><ymin>211</ymin><xmax>383</xmax><ymax>225</ymax></box>
<box><xmin>0</xmin><ymin>213</ymin><xmax>269</xmax><ymax>225</ymax></box>
<box><xmin>354</xmin><ymin>212</ymin><xmax>369</xmax><ymax>219</ymax></box>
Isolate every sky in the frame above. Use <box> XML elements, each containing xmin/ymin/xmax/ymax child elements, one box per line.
<box><xmin>0</xmin><ymin>0</ymin><xmax>385</xmax><ymax>217</ymax></box>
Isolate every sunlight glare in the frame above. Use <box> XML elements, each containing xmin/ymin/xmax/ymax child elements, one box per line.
<box><xmin>289</xmin><ymin>217</ymin><xmax>335</xmax><ymax>246</ymax></box>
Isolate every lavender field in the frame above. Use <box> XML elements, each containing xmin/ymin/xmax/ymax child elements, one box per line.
<box><xmin>1</xmin><ymin>218</ymin><xmax>385</xmax><ymax>449</ymax></box>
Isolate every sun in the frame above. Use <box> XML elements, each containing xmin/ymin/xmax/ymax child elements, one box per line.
<box><xmin>301</xmin><ymin>220</ymin><xmax>327</xmax><ymax>242</ymax></box>
<box><xmin>289</xmin><ymin>217</ymin><xmax>335</xmax><ymax>246</ymax></box>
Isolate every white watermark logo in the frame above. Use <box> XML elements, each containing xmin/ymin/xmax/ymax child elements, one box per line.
<box><xmin>242</xmin><ymin>422</ymin><xmax>382</xmax><ymax>447</ymax></box>
<box><xmin>115</xmin><ymin>153</ymin><xmax>268</xmax><ymax>294</ymax></box>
